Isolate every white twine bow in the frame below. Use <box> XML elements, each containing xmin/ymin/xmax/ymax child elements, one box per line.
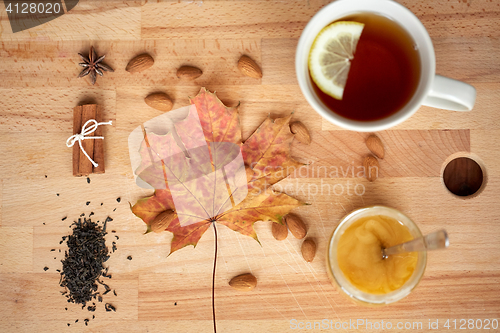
<box><xmin>66</xmin><ymin>119</ymin><xmax>113</xmax><ymax>167</ymax></box>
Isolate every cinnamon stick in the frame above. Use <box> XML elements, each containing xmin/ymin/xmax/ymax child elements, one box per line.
<box><xmin>93</xmin><ymin>106</ymin><xmax>105</xmax><ymax>174</ymax></box>
<box><xmin>78</xmin><ymin>105</ymin><xmax>96</xmax><ymax>176</ymax></box>
<box><xmin>72</xmin><ymin>104</ymin><xmax>108</xmax><ymax>176</ymax></box>
<box><xmin>72</xmin><ymin>107</ymin><xmax>83</xmax><ymax>176</ymax></box>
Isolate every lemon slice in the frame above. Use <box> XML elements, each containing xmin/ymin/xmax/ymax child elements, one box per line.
<box><xmin>309</xmin><ymin>21</ymin><xmax>364</xmax><ymax>100</ymax></box>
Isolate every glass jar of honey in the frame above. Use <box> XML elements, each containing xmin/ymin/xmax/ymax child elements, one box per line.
<box><xmin>326</xmin><ymin>206</ymin><xmax>427</xmax><ymax>304</ymax></box>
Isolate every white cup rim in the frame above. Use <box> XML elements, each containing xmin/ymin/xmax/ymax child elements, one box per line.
<box><xmin>296</xmin><ymin>0</ymin><xmax>436</xmax><ymax>132</ymax></box>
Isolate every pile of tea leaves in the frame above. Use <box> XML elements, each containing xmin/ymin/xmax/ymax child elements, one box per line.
<box><xmin>60</xmin><ymin>217</ymin><xmax>114</xmax><ymax>308</ymax></box>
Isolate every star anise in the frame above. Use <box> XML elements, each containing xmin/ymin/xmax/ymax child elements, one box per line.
<box><xmin>77</xmin><ymin>46</ymin><xmax>114</xmax><ymax>85</ymax></box>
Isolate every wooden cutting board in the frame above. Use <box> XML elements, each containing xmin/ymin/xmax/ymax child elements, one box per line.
<box><xmin>0</xmin><ymin>1</ymin><xmax>499</xmax><ymax>332</ymax></box>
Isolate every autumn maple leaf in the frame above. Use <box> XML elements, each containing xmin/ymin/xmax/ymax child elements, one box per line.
<box><xmin>130</xmin><ymin>87</ymin><xmax>306</xmax><ymax>255</ymax></box>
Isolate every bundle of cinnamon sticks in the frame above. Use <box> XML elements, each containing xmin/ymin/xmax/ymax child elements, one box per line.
<box><xmin>72</xmin><ymin>104</ymin><xmax>106</xmax><ymax>176</ymax></box>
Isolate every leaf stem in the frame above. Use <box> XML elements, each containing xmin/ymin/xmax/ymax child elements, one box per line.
<box><xmin>212</xmin><ymin>222</ymin><xmax>218</xmax><ymax>333</ymax></box>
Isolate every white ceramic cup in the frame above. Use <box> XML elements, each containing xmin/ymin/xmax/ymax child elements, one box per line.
<box><xmin>296</xmin><ymin>0</ymin><xmax>477</xmax><ymax>132</ymax></box>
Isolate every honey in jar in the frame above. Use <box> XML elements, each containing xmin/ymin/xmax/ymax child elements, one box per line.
<box><xmin>337</xmin><ymin>215</ymin><xmax>418</xmax><ymax>294</ymax></box>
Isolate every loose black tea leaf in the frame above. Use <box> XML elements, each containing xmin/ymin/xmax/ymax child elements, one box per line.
<box><xmin>89</xmin><ymin>212</ymin><xmax>94</xmax><ymax>217</ymax></box>
<box><xmin>116</xmin><ymin>197</ymin><xmax>121</xmax><ymax>203</ymax></box>
<box><xmin>59</xmin><ymin>218</ymin><xmax>113</xmax><ymax>308</ymax></box>
<box><xmin>99</xmin><ymin>280</ymin><xmax>111</xmax><ymax>292</ymax></box>
<box><xmin>80</xmin><ymin>213</ymin><xmax>85</xmax><ymax>217</ymax></box>
<box><xmin>44</xmin><ymin>267</ymin><xmax>49</xmax><ymax>271</ymax></box>
<box><xmin>87</xmin><ymin>177</ymin><xmax>91</xmax><ymax>184</ymax></box>
<box><xmin>113</xmin><ymin>290</ymin><xmax>117</xmax><ymax>296</ymax></box>
<box><xmin>127</xmin><ymin>256</ymin><xmax>132</xmax><ymax>261</ymax></box>
<box><xmin>105</xmin><ymin>303</ymin><xmax>116</xmax><ymax>312</ymax></box>
<box><xmin>86</xmin><ymin>201</ymin><xmax>91</xmax><ymax>206</ymax></box>
<box><xmin>62</xmin><ymin>217</ymin><xmax>67</xmax><ymax>221</ymax></box>
<box><xmin>51</xmin><ymin>249</ymin><xmax>55</xmax><ymax>252</ymax></box>
<box><xmin>113</xmin><ymin>208</ymin><xmax>117</xmax><ymax>212</ymax></box>
<box><xmin>45</xmin><ymin>175</ymin><xmax>47</xmax><ymax>178</ymax></box>
<box><xmin>115</xmin><ymin>235</ymin><xmax>119</xmax><ymax>240</ymax></box>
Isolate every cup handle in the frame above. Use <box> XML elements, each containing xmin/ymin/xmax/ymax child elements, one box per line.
<box><xmin>422</xmin><ymin>75</ymin><xmax>476</xmax><ymax>111</ymax></box>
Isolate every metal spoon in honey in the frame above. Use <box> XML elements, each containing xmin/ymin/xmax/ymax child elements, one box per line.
<box><xmin>382</xmin><ymin>229</ymin><xmax>449</xmax><ymax>259</ymax></box>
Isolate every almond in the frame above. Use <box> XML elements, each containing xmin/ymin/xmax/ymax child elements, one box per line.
<box><xmin>290</xmin><ymin>121</ymin><xmax>311</xmax><ymax>145</ymax></box>
<box><xmin>363</xmin><ymin>155</ymin><xmax>379</xmax><ymax>182</ymax></box>
<box><xmin>301</xmin><ymin>238</ymin><xmax>316</xmax><ymax>262</ymax></box>
<box><xmin>144</xmin><ymin>92</ymin><xmax>173</xmax><ymax>111</ymax></box>
<box><xmin>283</xmin><ymin>213</ymin><xmax>307</xmax><ymax>239</ymax></box>
<box><xmin>272</xmin><ymin>221</ymin><xmax>288</xmax><ymax>241</ymax></box>
<box><xmin>237</xmin><ymin>55</ymin><xmax>262</xmax><ymax>79</ymax></box>
<box><xmin>366</xmin><ymin>135</ymin><xmax>385</xmax><ymax>159</ymax></box>
<box><xmin>229</xmin><ymin>273</ymin><xmax>257</xmax><ymax>291</ymax></box>
<box><xmin>126</xmin><ymin>53</ymin><xmax>154</xmax><ymax>73</ymax></box>
<box><xmin>150</xmin><ymin>210</ymin><xmax>176</xmax><ymax>233</ymax></box>
<box><xmin>176</xmin><ymin>65</ymin><xmax>203</xmax><ymax>80</ymax></box>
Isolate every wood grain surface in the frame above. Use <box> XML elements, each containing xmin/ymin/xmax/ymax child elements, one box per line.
<box><xmin>0</xmin><ymin>1</ymin><xmax>499</xmax><ymax>332</ymax></box>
